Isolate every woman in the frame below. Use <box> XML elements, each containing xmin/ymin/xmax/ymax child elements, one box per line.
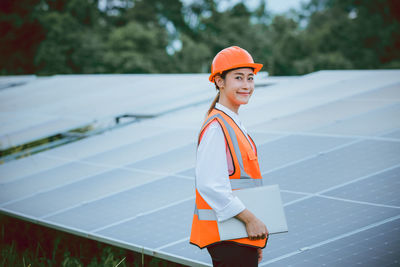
<box><xmin>190</xmin><ymin>46</ymin><xmax>269</xmax><ymax>267</ymax></box>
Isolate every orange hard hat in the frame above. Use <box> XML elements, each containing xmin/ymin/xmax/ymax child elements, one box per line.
<box><xmin>209</xmin><ymin>46</ymin><xmax>263</xmax><ymax>82</ymax></box>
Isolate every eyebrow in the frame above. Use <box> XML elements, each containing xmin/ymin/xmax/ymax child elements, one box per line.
<box><xmin>232</xmin><ymin>72</ymin><xmax>254</xmax><ymax>76</ymax></box>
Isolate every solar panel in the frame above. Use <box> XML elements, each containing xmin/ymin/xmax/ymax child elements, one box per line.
<box><xmin>0</xmin><ymin>73</ymin><xmax>269</xmax><ymax>150</ymax></box>
<box><xmin>260</xmin><ymin>196</ymin><xmax>399</xmax><ymax>261</ymax></box>
<box><xmin>1</xmin><ymin>70</ymin><xmax>400</xmax><ymax>266</ymax></box>
<box><xmin>46</xmin><ymin>176</ymin><xmax>193</xmax><ymax>232</ymax></box>
<box><xmin>261</xmin><ymin>216</ymin><xmax>400</xmax><ymax>266</ymax></box>
<box><xmin>0</xmin><ymin>154</ymin><xmax>69</xmax><ymax>183</ymax></box>
<box><xmin>262</xmin><ymin>140</ymin><xmax>400</xmax><ymax>193</ymax></box>
<box><xmin>256</xmin><ymin>135</ymin><xmax>354</xmax><ymax>173</ymax></box>
<box><xmin>0</xmin><ymin>161</ymin><xmax>111</xmax><ymax>204</ymax></box>
<box><xmin>324</xmin><ymin>166</ymin><xmax>400</xmax><ymax>207</ymax></box>
<box><xmin>3</xmin><ymin>168</ymin><xmax>161</xmax><ymax>218</ymax></box>
<box><xmin>312</xmin><ymin>103</ymin><xmax>400</xmax><ymax>136</ymax></box>
<box><xmin>0</xmin><ymin>74</ymin><xmax>213</xmax><ymax>149</ymax></box>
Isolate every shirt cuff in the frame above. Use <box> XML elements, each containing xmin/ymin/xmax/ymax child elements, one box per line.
<box><xmin>215</xmin><ymin>196</ymin><xmax>246</xmax><ymax>222</ymax></box>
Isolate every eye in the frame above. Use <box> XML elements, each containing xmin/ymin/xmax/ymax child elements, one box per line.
<box><xmin>248</xmin><ymin>76</ymin><xmax>254</xmax><ymax>81</ymax></box>
<box><xmin>235</xmin><ymin>76</ymin><xmax>242</xmax><ymax>80</ymax></box>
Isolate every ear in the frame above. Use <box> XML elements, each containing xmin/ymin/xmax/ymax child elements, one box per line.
<box><xmin>215</xmin><ymin>75</ymin><xmax>225</xmax><ymax>89</ymax></box>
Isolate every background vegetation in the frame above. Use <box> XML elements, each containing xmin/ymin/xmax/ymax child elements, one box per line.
<box><xmin>1</xmin><ymin>0</ymin><xmax>399</xmax><ymax>76</ymax></box>
<box><xmin>0</xmin><ymin>214</ymin><xmax>186</xmax><ymax>266</ymax></box>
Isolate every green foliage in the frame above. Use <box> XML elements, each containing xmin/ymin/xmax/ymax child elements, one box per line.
<box><xmin>0</xmin><ymin>0</ymin><xmax>45</xmax><ymax>74</ymax></box>
<box><xmin>34</xmin><ymin>11</ymin><xmax>81</xmax><ymax>74</ymax></box>
<box><xmin>0</xmin><ymin>214</ymin><xmax>186</xmax><ymax>267</ymax></box>
<box><xmin>0</xmin><ymin>0</ymin><xmax>399</xmax><ymax>76</ymax></box>
<box><xmin>173</xmin><ymin>33</ymin><xmax>211</xmax><ymax>73</ymax></box>
<box><xmin>104</xmin><ymin>21</ymin><xmax>170</xmax><ymax>73</ymax></box>
<box><xmin>301</xmin><ymin>0</ymin><xmax>400</xmax><ymax>70</ymax></box>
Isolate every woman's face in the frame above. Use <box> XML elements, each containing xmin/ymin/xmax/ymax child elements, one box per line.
<box><xmin>217</xmin><ymin>67</ymin><xmax>255</xmax><ymax>112</ymax></box>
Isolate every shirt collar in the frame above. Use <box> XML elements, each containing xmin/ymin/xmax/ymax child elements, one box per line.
<box><xmin>215</xmin><ymin>102</ymin><xmax>242</xmax><ymax>126</ymax></box>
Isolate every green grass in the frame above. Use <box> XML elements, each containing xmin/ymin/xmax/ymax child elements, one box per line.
<box><xmin>0</xmin><ymin>214</ymin><xmax>187</xmax><ymax>267</ymax></box>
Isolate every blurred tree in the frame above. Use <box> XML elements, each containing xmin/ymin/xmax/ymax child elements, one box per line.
<box><xmin>104</xmin><ymin>0</ymin><xmax>190</xmax><ymax>73</ymax></box>
<box><xmin>172</xmin><ymin>33</ymin><xmax>211</xmax><ymax>73</ymax></box>
<box><xmin>189</xmin><ymin>1</ymin><xmax>272</xmax><ymax>73</ymax></box>
<box><xmin>103</xmin><ymin>21</ymin><xmax>170</xmax><ymax>73</ymax></box>
<box><xmin>1</xmin><ymin>0</ymin><xmax>399</xmax><ymax>75</ymax></box>
<box><xmin>266</xmin><ymin>15</ymin><xmax>306</xmax><ymax>75</ymax></box>
<box><xmin>34</xmin><ymin>0</ymin><xmax>106</xmax><ymax>74</ymax></box>
<box><xmin>199</xmin><ymin>2</ymin><xmax>254</xmax><ymax>55</ymax></box>
<box><xmin>34</xmin><ymin>11</ymin><xmax>81</xmax><ymax>74</ymax></box>
<box><xmin>0</xmin><ymin>0</ymin><xmax>45</xmax><ymax>74</ymax></box>
<box><xmin>300</xmin><ymin>0</ymin><xmax>400</xmax><ymax>71</ymax></box>
<box><xmin>0</xmin><ymin>0</ymin><xmax>106</xmax><ymax>75</ymax></box>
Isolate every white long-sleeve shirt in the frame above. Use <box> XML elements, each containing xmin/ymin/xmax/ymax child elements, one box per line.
<box><xmin>195</xmin><ymin>103</ymin><xmax>253</xmax><ymax>222</ymax></box>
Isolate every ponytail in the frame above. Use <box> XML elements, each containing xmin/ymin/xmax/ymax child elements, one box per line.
<box><xmin>207</xmin><ymin>90</ymin><xmax>220</xmax><ymax>116</ymax></box>
<box><xmin>206</xmin><ymin>71</ymin><xmax>227</xmax><ymax>116</ymax></box>
<box><xmin>199</xmin><ymin>90</ymin><xmax>219</xmax><ymax>143</ymax></box>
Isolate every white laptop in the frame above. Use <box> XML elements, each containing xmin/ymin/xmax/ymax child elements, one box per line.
<box><xmin>217</xmin><ymin>184</ymin><xmax>288</xmax><ymax>241</ymax></box>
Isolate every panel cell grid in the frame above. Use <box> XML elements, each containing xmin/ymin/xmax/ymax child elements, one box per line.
<box><xmin>46</xmin><ymin>176</ymin><xmax>193</xmax><ymax>231</ymax></box>
<box><xmin>259</xmin><ymin>196</ymin><xmax>399</xmax><ymax>262</ymax></box>
<box><xmin>3</xmin><ymin>169</ymin><xmax>159</xmax><ymax>218</ymax></box>
<box><xmin>280</xmin><ymin>191</ymin><xmax>307</xmax><ymax>204</ymax></box>
<box><xmin>126</xmin><ymin>143</ymin><xmax>196</xmax><ymax>173</ymax></box>
<box><xmin>97</xmin><ymin>199</ymin><xmax>194</xmax><ymax>249</ymax></box>
<box><xmin>262</xmin><ymin>140</ymin><xmax>400</xmax><ymax>193</ymax></box>
<box><xmin>323</xmin><ymin>166</ymin><xmax>400</xmax><ymax>207</ymax></box>
<box><xmin>312</xmin><ymin>103</ymin><xmax>400</xmax><ymax>136</ymax></box>
<box><xmin>265</xmin><ymin>218</ymin><xmax>400</xmax><ymax>267</ymax></box>
<box><xmin>257</xmin><ymin>135</ymin><xmax>353</xmax><ymax>174</ymax></box>
<box><xmin>252</xmin><ymin>98</ymin><xmax>392</xmax><ymax>133</ymax></box>
<box><xmin>0</xmin><ymin>161</ymin><xmax>110</xmax><ymax>205</ymax></box>
<box><xmin>348</xmin><ymin>82</ymin><xmax>400</xmax><ymax>101</ymax></box>
<box><xmin>0</xmin><ymin>154</ymin><xmax>69</xmax><ymax>183</ymax></box>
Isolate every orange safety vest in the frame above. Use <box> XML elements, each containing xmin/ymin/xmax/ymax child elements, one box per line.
<box><xmin>190</xmin><ymin>108</ymin><xmax>267</xmax><ymax>249</ymax></box>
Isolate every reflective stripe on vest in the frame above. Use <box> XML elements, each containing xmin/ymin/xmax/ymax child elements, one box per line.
<box><xmin>200</xmin><ymin>113</ymin><xmax>251</xmax><ymax>179</ymax></box>
<box><xmin>230</xmin><ymin>177</ymin><xmax>263</xmax><ymax>189</ymax></box>
<box><xmin>194</xmin><ymin>204</ymin><xmax>217</xmax><ymax>221</ymax></box>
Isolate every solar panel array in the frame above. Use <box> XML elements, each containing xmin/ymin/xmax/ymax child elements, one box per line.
<box><xmin>1</xmin><ymin>70</ymin><xmax>399</xmax><ymax>266</ymax></box>
<box><xmin>0</xmin><ymin>74</ymin><xmax>211</xmax><ymax>150</ymax></box>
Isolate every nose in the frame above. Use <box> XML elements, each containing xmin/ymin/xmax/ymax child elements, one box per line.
<box><xmin>242</xmin><ymin>79</ymin><xmax>252</xmax><ymax>90</ymax></box>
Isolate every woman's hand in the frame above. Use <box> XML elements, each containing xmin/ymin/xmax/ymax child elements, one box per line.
<box><xmin>235</xmin><ymin>209</ymin><xmax>268</xmax><ymax>240</ymax></box>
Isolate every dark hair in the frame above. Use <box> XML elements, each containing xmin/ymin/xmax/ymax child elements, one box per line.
<box><xmin>206</xmin><ymin>70</ymin><xmax>229</xmax><ymax>115</ymax></box>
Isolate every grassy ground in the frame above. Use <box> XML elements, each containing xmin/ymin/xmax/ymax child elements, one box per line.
<box><xmin>0</xmin><ymin>214</ymin><xmax>187</xmax><ymax>267</ymax></box>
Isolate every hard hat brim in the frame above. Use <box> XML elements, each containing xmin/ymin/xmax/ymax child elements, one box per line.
<box><xmin>209</xmin><ymin>63</ymin><xmax>263</xmax><ymax>82</ymax></box>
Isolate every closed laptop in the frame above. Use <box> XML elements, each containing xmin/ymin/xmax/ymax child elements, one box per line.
<box><xmin>217</xmin><ymin>184</ymin><xmax>288</xmax><ymax>241</ymax></box>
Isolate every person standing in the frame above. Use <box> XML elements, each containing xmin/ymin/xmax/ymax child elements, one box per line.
<box><xmin>190</xmin><ymin>46</ymin><xmax>269</xmax><ymax>267</ymax></box>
